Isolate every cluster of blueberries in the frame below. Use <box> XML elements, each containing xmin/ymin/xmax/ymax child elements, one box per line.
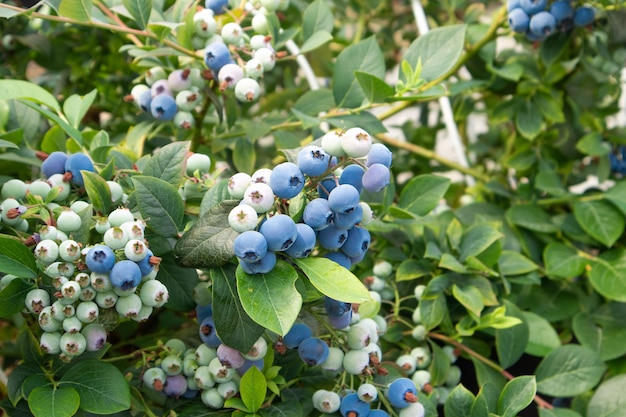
<box><xmin>227</xmin><ymin>127</ymin><xmax>392</xmax><ymax>274</ymax></box>
<box><xmin>0</xmin><ymin>151</ymin><xmax>170</xmax><ymax>360</ymax></box>
<box><xmin>507</xmin><ymin>0</ymin><xmax>595</xmax><ymax>42</ymax></box>
<box><xmin>127</xmin><ymin>0</ymin><xmax>290</xmax><ymax>126</ymax></box>
<box><xmin>142</xmin><ymin>304</ymin><xmax>268</xmax><ymax>406</ymax></box>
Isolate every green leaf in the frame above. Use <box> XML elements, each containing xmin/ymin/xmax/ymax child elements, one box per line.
<box><xmin>506</xmin><ymin>204</ymin><xmax>558</xmax><ymax>233</ymax></box>
<box><xmin>497</xmin><ymin>376</ymin><xmax>537</xmax><ymax>417</ymax></box>
<box><xmin>7</xmin><ymin>363</ymin><xmax>40</xmax><ymax>405</ymax></box>
<box><xmin>292</xmin><ymin>88</ymin><xmax>336</xmax><ymax>116</ymax></box>
<box><xmin>587</xmin><ymin>374</ymin><xmax>626</xmax><ymax>417</ymax></box>
<box><xmin>300</xmin><ymin>30</ymin><xmax>333</xmax><ymax>54</ymax></box>
<box><xmin>396</xmin><ymin>259</ymin><xmax>429</xmax><ymax>281</ymax></box>
<box><xmin>0</xmin><ymin>235</ymin><xmax>38</xmax><ymax>279</ymax></box>
<box><xmin>443</xmin><ymin>384</ymin><xmax>475</xmax><ymax>417</ymax></box>
<box><xmin>515</xmin><ymin>100</ymin><xmax>542</xmax><ymax>140</ymax></box>
<box><xmin>132</xmin><ymin>176</ymin><xmax>184</xmax><ymax>237</ymax></box>
<box><xmin>81</xmin><ymin>171</ymin><xmax>111</xmax><ymax>215</ymax></box>
<box><xmin>354</xmin><ymin>71</ymin><xmax>394</xmax><ymax>104</ymax></box>
<box><xmin>142</xmin><ymin>141</ymin><xmax>189</xmax><ymax>186</ymax></box>
<box><xmin>0</xmin><ymin>278</ymin><xmax>35</xmax><ymax>318</ymax></box>
<box><xmin>0</xmin><ymin>80</ymin><xmax>60</xmax><ymax>112</ymax></box>
<box><xmin>459</xmin><ymin>224</ymin><xmax>503</xmax><ymax>262</ymax></box>
<box><xmin>439</xmin><ymin>254</ymin><xmax>467</xmax><ymax>273</ymax></box>
<box><xmin>290</xmin><ymin>108</ymin><xmax>320</xmax><ymax>130</ymax></box>
<box><xmin>28</xmin><ymin>386</ymin><xmax>79</xmax><ymax>417</ymax></box>
<box><xmin>498</xmin><ymin>251</ymin><xmax>537</xmax><ymax>276</ymax></box>
<box><xmin>174</xmin><ymin>200</ymin><xmax>240</xmax><ymax>268</ymax></box>
<box><xmin>333</xmin><ymin>36</ymin><xmax>385</xmax><ymax>108</ymax></box>
<box><xmin>495</xmin><ymin>301</ymin><xmax>528</xmax><ymax>368</ymax></box>
<box><xmin>573</xmin><ymin>200</ymin><xmax>624</xmax><ymax>247</ymax></box>
<box><xmin>576</xmin><ymin>132</ymin><xmax>610</xmax><ymax>156</ymax></box>
<box><xmin>302</xmin><ymin>0</ymin><xmax>334</xmax><ymax>39</ymax></box>
<box><xmin>452</xmin><ymin>284</ymin><xmax>483</xmax><ymax>319</ymax></box>
<box><xmin>236</xmin><ymin>261</ymin><xmax>302</xmax><ymax>336</ymax></box>
<box><xmin>402</xmin><ymin>25</ymin><xmax>466</xmax><ymax>82</ymax></box>
<box><xmin>535</xmin><ymin>345</ymin><xmax>606</xmax><ymax>397</ymax></box>
<box><xmin>156</xmin><ymin>254</ymin><xmax>197</xmax><ymax>312</ymax></box>
<box><xmin>292</xmin><ymin>257</ymin><xmax>369</xmax><ymax>304</ymax></box>
<box><xmin>62</xmin><ymin>89</ymin><xmax>97</xmax><ymax>128</ymax></box>
<box><xmin>19</xmin><ymin>100</ymin><xmax>83</xmax><ymax>147</ymax></box>
<box><xmin>523</xmin><ymin>311</ymin><xmax>561</xmax><ymax>357</ymax></box>
<box><xmin>59</xmin><ymin>359</ymin><xmax>130</xmax><ymax>413</ymax></box>
<box><xmin>123</xmin><ymin>0</ymin><xmax>152</xmax><ymax>29</ymax></box>
<box><xmin>535</xmin><ymin>170</ymin><xmax>567</xmax><ymax>196</ymax></box>
<box><xmin>573</xmin><ymin>312</ymin><xmax>626</xmax><ymax>361</ymax></box>
<box><xmin>259</xmin><ymin>401</ymin><xmax>304</xmax><ymax>417</ymax></box>
<box><xmin>543</xmin><ymin>242</ymin><xmax>586</xmax><ymax>279</ymax></box>
<box><xmin>211</xmin><ymin>265</ymin><xmax>265</xmax><ymax>353</ymax></box>
<box><xmin>233</xmin><ymin>138</ymin><xmax>256</xmax><ymax>175</ymax></box>
<box><xmin>419</xmin><ymin>294</ymin><xmax>447</xmax><ymax>330</ymax></box>
<box><xmin>539</xmin><ymin>408</ymin><xmax>582</xmax><ymax>417</ymax></box>
<box><xmin>240</xmin><ymin>366</ymin><xmax>267</xmax><ymax>413</ymax></box>
<box><xmin>428</xmin><ymin>341</ymin><xmax>451</xmax><ymax>387</ymax></box>
<box><xmin>604</xmin><ymin>180</ymin><xmax>626</xmax><ymax>216</ymax></box>
<box><xmin>200</xmin><ymin>179</ymin><xmax>231</xmax><ymax>216</ymax></box>
<box><xmin>59</xmin><ymin>0</ymin><xmax>92</xmax><ymax>21</ymax></box>
<box><xmin>397</xmin><ymin>174</ymin><xmax>451</xmax><ymax>217</ymax></box>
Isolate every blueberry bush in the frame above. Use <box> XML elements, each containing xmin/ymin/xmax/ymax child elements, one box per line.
<box><xmin>0</xmin><ymin>0</ymin><xmax>625</xmax><ymax>416</ymax></box>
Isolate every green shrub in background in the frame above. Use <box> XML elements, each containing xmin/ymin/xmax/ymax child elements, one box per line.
<box><xmin>0</xmin><ymin>0</ymin><xmax>625</xmax><ymax>416</ymax></box>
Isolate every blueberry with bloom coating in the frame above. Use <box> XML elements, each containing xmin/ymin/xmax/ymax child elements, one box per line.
<box><xmin>259</xmin><ymin>214</ymin><xmax>298</xmax><ymax>251</ymax></box>
<box><xmin>285</xmin><ymin>223</ymin><xmax>316</xmax><ymax>258</ymax></box>
<box><xmin>387</xmin><ymin>378</ymin><xmax>418</xmax><ymax>408</ymax></box>
<box><xmin>82</xmin><ymin>323</ymin><xmax>107</xmax><ymax>351</ymax></box>
<box><xmin>110</xmin><ymin>260</ymin><xmax>142</xmax><ymax>291</ymax></box>
<box><xmin>328</xmin><ymin>184</ymin><xmax>360</xmax><ymax>214</ymax></box>
<box><xmin>238</xmin><ymin>250</ymin><xmax>277</xmax><ymax>274</ymax></box>
<box><xmin>85</xmin><ymin>245</ymin><xmax>115</xmax><ymax>273</ymax></box>
<box><xmin>205</xmin><ymin>0</ymin><xmax>228</xmax><ymax>14</ymax></box>
<box><xmin>269</xmin><ymin>162</ymin><xmax>305</xmax><ymax>199</ymax></box>
<box><xmin>199</xmin><ymin>316</ymin><xmax>221</xmax><ymax>347</ymax></box>
<box><xmin>234</xmin><ymin>230</ymin><xmax>268</xmax><ymax>263</ymax></box>
<box><xmin>508</xmin><ymin>8</ymin><xmax>530</xmax><ymax>32</ymax></box>
<box><xmin>205</xmin><ymin>42</ymin><xmax>231</xmax><ymax>72</ymax></box>
<box><xmin>41</xmin><ymin>151</ymin><xmax>68</xmax><ymax>178</ymax></box>
<box><xmin>64</xmin><ymin>153</ymin><xmax>94</xmax><ymax>186</ymax></box>
<box><xmin>318</xmin><ymin>224</ymin><xmax>348</xmax><ymax>250</ymax></box>
<box><xmin>150</xmin><ymin>94</ymin><xmax>178</xmax><ymax>121</ymax></box>
<box><xmin>339</xmin><ymin>165</ymin><xmax>365</xmax><ymax>193</ymax></box>
<box><xmin>283</xmin><ymin>323</ymin><xmax>312</xmax><ymax>349</ymax></box>
<box><xmin>529</xmin><ymin>11</ymin><xmax>556</xmax><ymax>37</ymax></box>
<box><xmin>298</xmin><ymin>337</ymin><xmax>329</xmax><ymax>366</ymax></box>
<box><xmin>573</xmin><ymin>6</ymin><xmax>595</xmax><ymax>26</ymax></box>
<box><xmin>362</xmin><ymin>163</ymin><xmax>390</xmax><ymax>192</ymax></box>
<box><xmin>333</xmin><ymin>204</ymin><xmax>363</xmax><ymax>230</ymax></box>
<box><xmin>366</xmin><ymin>143</ymin><xmax>392</xmax><ymax>167</ymax></box>
<box><xmin>136</xmin><ymin>248</ymin><xmax>158</xmax><ymax>276</ymax></box>
<box><xmin>339</xmin><ymin>393</ymin><xmax>370</xmax><ymax>417</ymax></box>
<box><xmin>520</xmin><ymin>0</ymin><xmax>547</xmax><ymax>15</ymax></box>
<box><xmin>217</xmin><ymin>344</ymin><xmax>245</xmax><ymax>369</ymax></box>
<box><xmin>303</xmin><ymin>198</ymin><xmax>333</xmax><ymax>231</ymax></box>
<box><xmin>341</xmin><ymin>227</ymin><xmax>370</xmax><ymax>258</ymax></box>
<box><xmin>298</xmin><ymin>145</ymin><xmax>330</xmax><ymax>177</ymax></box>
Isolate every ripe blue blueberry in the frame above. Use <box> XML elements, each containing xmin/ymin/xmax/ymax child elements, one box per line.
<box><xmin>41</xmin><ymin>151</ymin><xmax>68</xmax><ymax>178</ymax></box>
<box><xmin>298</xmin><ymin>337</ymin><xmax>329</xmax><ymax>366</ymax></box>
<box><xmin>573</xmin><ymin>6</ymin><xmax>595</xmax><ymax>27</ymax></box>
<box><xmin>324</xmin><ymin>251</ymin><xmax>352</xmax><ymax>269</ymax></box>
<box><xmin>328</xmin><ymin>184</ymin><xmax>360</xmax><ymax>214</ymax></box>
<box><xmin>324</xmin><ymin>296</ymin><xmax>352</xmax><ymax>318</ymax></box>
<box><xmin>529</xmin><ymin>11</ymin><xmax>556</xmax><ymax>37</ymax></box>
<box><xmin>369</xmin><ymin>410</ymin><xmax>390</xmax><ymax>417</ymax></box>
<box><xmin>269</xmin><ymin>162</ymin><xmax>305</xmax><ymax>199</ymax></box>
<box><xmin>387</xmin><ymin>378</ymin><xmax>418</xmax><ymax>408</ymax></box>
<box><xmin>234</xmin><ymin>230</ymin><xmax>268</xmax><ymax>263</ymax></box>
<box><xmin>205</xmin><ymin>0</ymin><xmax>228</xmax><ymax>14</ymax></box>
<box><xmin>550</xmin><ymin>1</ymin><xmax>574</xmax><ymax>25</ymax></box>
<box><xmin>297</xmin><ymin>145</ymin><xmax>330</xmax><ymax>177</ymax></box>
<box><xmin>362</xmin><ymin>163</ymin><xmax>390</xmax><ymax>192</ymax></box>
<box><xmin>317</xmin><ymin>177</ymin><xmax>338</xmax><ymax>199</ymax></box>
<box><xmin>366</xmin><ymin>143</ymin><xmax>392</xmax><ymax>168</ymax></box>
<box><xmin>339</xmin><ymin>393</ymin><xmax>370</xmax><ymax>417</ymax></box>
<box><xmin>282</xmin><ymin>323</ymin><xmax>312</xmax><ymax>349</ymax></box>
<box><xmin>333</xmin><ymin>204</ymin><xmax>363</xmax><ymax>230</ymax></box>
<box><xmin>318</xmin><ymin>224</ymin><xmax>348</xmax><ymax>250</ymax></box>
<box><xmin>259</xmin><ymin>214</ymin><xmax>298</xmax><ymax>251</ymax></box>
<box><xmin>284</xmin><ymin>223</ymin><xmax>316</xmax><ymax>258</ymax></box>
<box><xmin>64</xmin><ymin>153</ymin><xmax>94</xmax><ymax>187</ymax></box>
<box><xmin>339</xmin><ymin>165</ymin><xmax>365</xmax><ymax>193</ymax></box>
<box><xmin>508</xmin><ymin>8</ymin><xmax>530</xmax><ymax>32</ymax></box>
<box><xmin>110</xmin><ymin>260</ymin><xmax>142</xmax><ymax>291</ymax></box>
<box><xmin>303</xmin><ymin>198</ymin><xmax>333</xmax><ymax>231</ymax></box>
<box><xmin>520</xmin><ymin>0</ymin><xmax>547</xmax><ymax>15</ymax></box>
<box><xmin>150</xmin><ymin>94</ymin><xmax>178</xmax><ymax>121</ymax></box>
<box><xmin>205</xmin><ymin>42</ymin><xmax>232</xmax><ymax>72</ymax></box>
<box><xmin>341</xmin><ymin>227</ymin><xmax>371</xmax><ymax>258</ymax></box>
<box><xmin>238</xmin><ymin>250</ymin><xmax>277</xmax><ymax>274</ymax></box>
<box><xmin>138</xmin><ymin>89</ymin><xmax>152</xmax><ymax>112</ymax></box>
<box><xmin>199</xmin><ymin>316</ymin><xmax>222</xmax><ymax>347</ymax></box>
<box><xmin>85</xmin><ymin>244</ymin><xmax>115</xmax><ymax>273</ymax></box>
<box><xmin>507</xmin><ymin>0</ymin><xmax>521</xmax><ymax>11</ymax></box>
<box><xmin>136</xmin><ymin>248</ymin><xmax>157</xmax><ymax>276</ymax></box>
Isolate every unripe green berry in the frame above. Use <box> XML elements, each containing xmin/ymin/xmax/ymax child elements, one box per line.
<box><xmin>60</xmin><ymin>331</ymin><xmax>87</xmax><ymax>357</ymax></box>
<box><xmin>143</xmin><ymin>366</ymin><xmax>167</xmax><ymax>391</ymax></box>
<box><xmin>40</xmin><ymin>331</ymin><xmax>62</xmax><ymax>355</ymax></box>
<box><xmin>161</xmin><ymin>354</ymin><xmax>184</xmax><ymax>376</ymax></box>
<box><xmin>201</xmin><ymin>387</ymin><xmax>224</xmax><ymax>409</ymax></box>
<box><xmin>62</xmin><ymin>316</ymin><xmax>83</xmax><ymax>333</ymax></box>
<box><xmin>38</xmin><ymin>306</ymin><xmax>62</xmax><ymax>332</ymax></box>
<box><xmin>76</xmin><ymin>301</ymin><xmax>99</xmax><ymax>323</ymax></box>
<box><xmin>25</xmin><ymin>288</ymin><xmax>51</xmax><ymax>314</ymax></box>
<box><xmin>194</xmin><ymin>365</ymin><xmax>216</xmax><ymax>389</ymax></box>
<box><xmin>56</xmin><ymin>209</ymin><xmax>82</xmax><ymax>233</ymax></box>
<box><xmin>115</xmin><ymin>293</ymin><xmax>142</xmax><ymax>319</ymax></box>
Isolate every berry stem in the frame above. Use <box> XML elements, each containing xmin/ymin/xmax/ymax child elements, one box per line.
<box><xmin>428</xmin><ymin>332</ymin><xmax>555</xmax><ymax>410</ymax></box>
<box><xmin>94</xmin><ymin>0</ymin><xmax>143</xmax><ymax>47</ymax></box>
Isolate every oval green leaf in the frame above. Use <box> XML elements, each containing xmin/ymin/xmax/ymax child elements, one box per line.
<box><xmin>292</xmin><ymin>257</ymin><xmax>369</xmax><ymax>303</ymax></box>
